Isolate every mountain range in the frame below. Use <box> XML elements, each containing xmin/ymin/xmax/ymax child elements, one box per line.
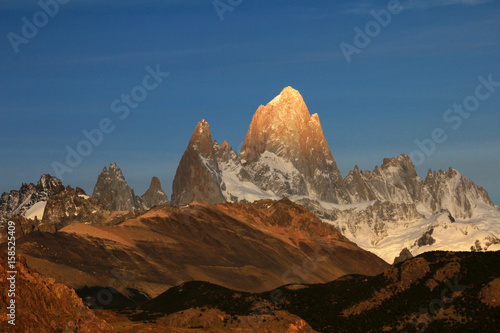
<box><xmin>0</xmin><ymin>86</ymin><xmax>499</xmax><ymax>331</ymax></box>
<box><xmin>2</xmin><ymin>87</ymin><xmax>499</xmax><ymax>264</ymax></box>
<box><xmin>170</xmin><ymin>86</ymin><xmax>500</xmax><ymax>263</ymax></box>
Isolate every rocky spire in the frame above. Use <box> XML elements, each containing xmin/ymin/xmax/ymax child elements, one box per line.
<box><xmin>239</xmin><ymin>86</ymin><xmax>349</xmax><ymax>203</ymax></box>
<box><xmin>37</xmin><ymin>174</ymin><xmax>62</xmax><ymax>191</ymax></box>
<box><xmin>171</xmin><ymin>120</ymin><xmax>226</xmax><ymax>206</ymax></box>
<box><xmin>92</xmin><ymin>163</ymin><xmax>144</xmax><ymax>211</ymax></box>
<box><xmin>344</xmin><ymin>165</ymin><xmax>377</xmax><ymax>203</ymax></box>
<box><xmin>141</xmin><ymin>177</ymin><xmax>170</xmax><ymax>208</ymax></box>
<box><xmin>221</xmin><ymin>140</ymin><xmax>232</xmax><ymax>151</ymax></box>
<box><xmin>188</xmin><ymin>119</ymin><xmax>216</xmax><ymax>159</ymax></box>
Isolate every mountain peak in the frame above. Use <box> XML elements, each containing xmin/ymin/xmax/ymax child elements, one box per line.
<box><xmin>397</xmin><ymin>154</ymin><xmax>411</xmax><ymax>162</ymax></box>
<box><xmin>171</xmin><ymin>120</ymin><xmax>225</xmax><ymax>206</ymax></box>
<box><xmin>269</xmin><ymin>86</ymin><xmax>304</xmax><ymax>106</ymax></box>
<box><xmin>241</xmin><ymin>87</ymin><xmax>323</xmax><ymax>162</ymax></box>
<box><xmin>239</xmin><ymin>87</ymin><xmax>349</xmax><ymax>203</ymax></box>
<box><xmin>188</xmin><ymin>119</ymin><xmax>214</xmax><ymax>158</ymax></box>
<box><xmin>193</xmin><ymin>119</ymin><xmax>210</xmax><ymax>136</ymax></box>
<box><xmin>149</xmin><ymin>176</ymin><xmax>162</xmax><ymax>190</ymax></box>
<box><xmin>92</xmin><ymin>163</ymin><xmax>144</xmax><ymax>211</ymax></box>
<box><xmin>141</xmin><ymin>176</ymin><xmax>169</xmax><ymax>207</ymax></box>
<box><xmin>221</xmin><ymin>140</ymin><xmax>232</xmax><ymax>151</ymax></box>
<box><xmin>380</xmin><ymin>154</ymin><xmax>417</xmax><ymax>178</ymax></box>
<box><xmin>36</xmin><ymin>174</ymin><xmax>62</xmax><ymax>190</ymax></box>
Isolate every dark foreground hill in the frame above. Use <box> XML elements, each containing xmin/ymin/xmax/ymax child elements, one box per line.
<box><xmin>1</xmin><ymin>250</ymin><xmax>498</xmax><ymax>332</ymax></box>
<box><xmin>126</xmin><ymin>251</ymin><xmax>500</xmax><ymax>332</ymax></box>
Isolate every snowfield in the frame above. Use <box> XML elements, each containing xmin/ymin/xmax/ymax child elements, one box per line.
<box><xmin>322</xmin><ymin>203</ymin><xmax>500</xmax><ymax>263</ymax></box>
<box><xmin>23</xmin><ymin>201</ymin><xmax>47</xmax><ymax>220</ymax></box>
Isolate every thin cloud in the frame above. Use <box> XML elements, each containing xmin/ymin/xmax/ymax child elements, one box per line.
<box><xmin>402</xmin><ymin>0</ymin><xmax>494</xmax><ymax>10</ymax></box>
<box><xmin>342</xmin><ymin>1</ymin><xmax>375</xmax><ymax>15</ymax></box>
<box><xmin>343</xmin><ymin>0</ymin><xmax>494</xmax><ymax>15</ymax></box>
<box><xmin>0</xmin><ymin>0</ymin><xmax>207</xmax><ymax>11</ymax></box>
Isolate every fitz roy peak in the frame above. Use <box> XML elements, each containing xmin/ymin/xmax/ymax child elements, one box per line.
<box><xmin>172</xmin><ymin>87</ymin><xmax>350</xmax><ymax>206</ymax></box>
<box><xmin>239</xmin><ymin>86</ymin><xmax>349</xmax><ymax>203</ymax></box>
<box><xmin>171</xmin><ymin>86</ymin><xmax>499</xmax><ymax>263</ymax></box>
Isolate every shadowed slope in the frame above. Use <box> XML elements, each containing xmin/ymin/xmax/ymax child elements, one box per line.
<box><xmin>13</xmin><ymin>198</ymin><xmax>388</xmax><ymax>298</ymax></box>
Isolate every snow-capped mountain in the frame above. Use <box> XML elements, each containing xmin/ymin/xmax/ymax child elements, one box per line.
<box><xmin>344</xmin><ymin>155</ymin><xmax>493</xmax><ymax>219</ymax></box>
<box><xmin>170</xmin><ymin>86</ymin><xmax>500</xmax><ymax>262</ymax></box>
<box><xmin>424</xmin><ymin>167</ymin><xmax>493</xmax><ymax>219</ymax></box>
<box><xmin>0</xmin><ymin>174</ymin><xmax>61</xmax><ymax>224</ymax></box>
<box><xmin>344</xmin><ymin>155</ymin><xmax>426</xmax><ymax>205</ymax></box>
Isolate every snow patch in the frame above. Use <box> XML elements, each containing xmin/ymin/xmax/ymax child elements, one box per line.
<box><xmin>258</xmin><ymin>151</ymin><xmax>299</xmax><ymax>175</ymax></box>
<box><xmin>465</xmin><ymin>202</ymin><xmax>500</xmax><ymax>237</ymax></box>
<box><xmin>23</xmin><ymin>201</ymin><xmax>47</xmax><ymax>220</ymax></box>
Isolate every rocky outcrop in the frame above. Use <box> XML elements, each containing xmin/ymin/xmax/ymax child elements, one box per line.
<box><xmin>92</xmin><ymin>163</ymin><xmax>144</xmax><ymax>211</ymax></box>
<box><xmin>0</xmin><ymin>251</ymin><xmax>113</xmax><ymax>332</ymax></box>
<box><xmin>42</xmin><ymin>185</ymin><xmax>111</xmax><ymax>232</ymax></box>
<box><xmin>141</xmin><ymin>177</ymin><xmax>170</xmax><ymax>208</ymax></box>
<box><xmin>0</xmin><ymin>174</ymin><xmax>61</xmax><ymax>224</ymax></box>
<box><xmin>239</xmin><ymin>86</ymin><xmax>349</xmax><ymax>203</ymax></box>
<box><xmin>393</xmin><ymin>248</ymin><xmax>413</xmax><ymax>264</ymax></box>
<box><xmin>171</xmin><ymin>119</ymin><xmax>225</xmax><ymax>206</ymax></box>
<box><xmin>213</xmin><ymin>140</ymin><xmax>239</xmax><ymax>164</ymax></box>
<box><xmin>2</xmin><ymin>186</ymin><xmax>110</xmax><ymax>240</ymax></box>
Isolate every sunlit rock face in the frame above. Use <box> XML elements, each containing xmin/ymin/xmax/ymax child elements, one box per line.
<box><xmin>239</xmin><ymin>86</ymin><xmax>349</xmax><ymax>204</ymax></box>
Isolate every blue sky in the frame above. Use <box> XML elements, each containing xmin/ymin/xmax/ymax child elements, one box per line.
<box><xmin>1</xmin><ymin>0</ymin><xmax>499</xmax><ymax>204</ymax></box>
